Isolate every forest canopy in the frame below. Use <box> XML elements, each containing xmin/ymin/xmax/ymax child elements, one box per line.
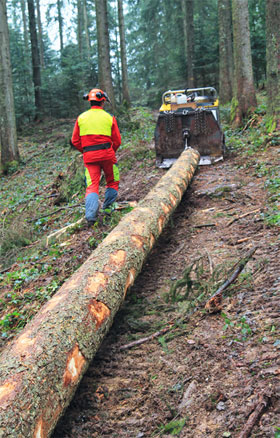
<box><xmin>0</xmin><ymin>0</ymin><xmax>279</xmax><ymax>170</ymax></box>
<box><xmin>5</xmin><ymin>0</ymin><xmax>268</xmax><ymax>123</ymax></box>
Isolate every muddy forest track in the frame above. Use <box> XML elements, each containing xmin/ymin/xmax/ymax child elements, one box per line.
<box><xmin>53</xmin><ymin>151</ymin><xmax>280</xmax><ymax>438</ymax></box>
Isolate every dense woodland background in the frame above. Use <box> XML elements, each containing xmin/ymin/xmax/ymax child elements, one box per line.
<box><xmin>0</xmin><ymin>0</ymin><xmax>279</xmax><ymax>169</ymax></box>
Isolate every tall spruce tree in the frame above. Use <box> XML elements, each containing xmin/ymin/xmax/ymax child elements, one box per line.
<box><xmin>118</xmin><ymin>0</ymin><xmax>130</xmax><ymax>106</ymax></box>
<box><xmin>35</xmin><ymin>0</ymin><xmax>44</xmax><ymax>67</ymax></box>
<box><xmin>266</xmin><ymin>0</ymin><xmax>280</xmax><ymax>125</ymax></box>
<box><xmin>95</xmin><ymin>0</ymin><xmax>116</xmax><ymax>109</ymax></box>
<box><xmin>181</xmin><ymin>0</ymin><xmax>194</xmax><ymax>88</ymax></box>
<box><xmin>0</xmin><ymin>0</ymin><xmax>20</xmax><ymax>169</ymax></box>
<box><xmin>218</xmin><ymin>0</ymin><xmax>233</xmax><ymax>103</ymax></box>
<box><xmin>57</xmin><ymin>0</ymin><xmax>64</xmax><ymax>56</ymax></box>
<box><xmin>27</xmin><ymin>0</ymin><xmax>42</xmax><ymax>118</ymax></box>
<box><xmin>83</xmin><ymin>0</ymin><xmax>91</xmax><ymax>61</ymax></box>
<box><xmin>232</xmin><ymin>0</ymin><xmax>257</xmax><ymax>125</ymax></box>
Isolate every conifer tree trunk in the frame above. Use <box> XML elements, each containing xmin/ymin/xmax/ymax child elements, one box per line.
<box><xmin>21</xmin><ymin>0</ymin><xmax>29</xmax><ymax>54</ymax></box>
<box><xmin>77</xmin><ymin>0</ymin><xmax>83</xmax><ymax>59</ymax></box>
<box><xmin>118</xmin><ymin>0</ymin><xmax>130</xmax><ymax>106</ymax></box>
<box><xmin>35</xmin><ymin>0</ymin><xmax>44</xmax><ymax>68</ymax></box>
<box><xmin>181</xmin><ymin>0</ymin><xmax>194</xmax><ymax>88</ymax></box>
<box><xmin>95</xmin><ymin>0</ymin><xmax>116</xmax><ymax>110</ymax></box>
<box><xmin>0</xmin><ymin>0</ymin><xmax>20</xmax><ymax>169</ymax></box>
<box><xmin>57</xmin><ymin>0</ymin><xmax>64</xmax><ymax>56</ymax></box>
<box><xmin>114</xmin><ymin>14</ymin><xmax>122</xmax><ymax>103</ymax></box>
<box><xmin>218</xmin><ymin>0</ymin><xmax>233</xmax><ymax>103</ymax></box>
<box><xmin>27</xmin><ymin>0</ymin><xmax>42</xmax><ymax>118</ymax></box>
<box><xmin>232</xmin><ymin>0</ymin><xmax>256</xmax><ymax>126</ymax></box>
<box><xmin>266</xmin><ymin>0</ymin><xmax>280</xmax><ymax>126</ymax></box>
<box><xmin>83</xmin><ymin>0</ymin><xmax>91</xmax><ymax>60</ymax></box>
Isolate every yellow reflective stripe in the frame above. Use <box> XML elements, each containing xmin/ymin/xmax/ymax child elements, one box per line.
<box><xmin>85</xmin><ymin>168</ymin><xmax>92</xmax><ymax>187</ymax></box>
<box><xmin>78</xmin><ymin>109</ymin><xmax>113</xmax><ymax>136</ymax></box>
<box><xmin>113</xmin><ymin>164</ymin><xmax>119</xmax><ymax>182</ymax></box>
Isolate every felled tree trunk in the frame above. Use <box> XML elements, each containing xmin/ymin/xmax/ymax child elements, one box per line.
<box><xmin>0</xmin><ymin>149</ymin><xmax>199</xmax><ymax>438</ymax></box>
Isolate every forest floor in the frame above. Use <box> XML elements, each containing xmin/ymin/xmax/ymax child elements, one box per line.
<box><xmin>1</xmin><ymin>105</ymin><xmax>280</xmax><ymax>437</ymax></box>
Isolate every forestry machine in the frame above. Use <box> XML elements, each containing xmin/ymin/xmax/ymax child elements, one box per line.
<box><xmin>154</xmin><ymin>87</ymin><xmax>225</xmax><ymax>167</ymax></box>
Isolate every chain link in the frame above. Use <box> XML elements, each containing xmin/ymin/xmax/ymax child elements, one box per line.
<box><xmin>194</xmin><ymin>109</ymin><xmax>209</xmax><ymax>136</ymax></box>
<box><xmin>164</xmin><ymin>112</ymin><xmax>175</xmax><ymax>133</ymax></box>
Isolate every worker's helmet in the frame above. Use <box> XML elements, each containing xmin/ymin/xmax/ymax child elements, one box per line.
<box><xmin>83</xmin><ymin>88</ymin><xmax>109</xmax><ymax>102</ymax></box>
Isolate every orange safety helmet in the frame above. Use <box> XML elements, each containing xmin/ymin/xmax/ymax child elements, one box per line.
<box><xmin>83</xmin><ymin>88</ymin><xmax>109</xmax><ymax>102</ymax></box>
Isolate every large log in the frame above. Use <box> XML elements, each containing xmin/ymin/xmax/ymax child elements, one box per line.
<box><xmin>0</xmin><ymin>149</ymin><xmax>199</xmax><ymax>438</ymax></box>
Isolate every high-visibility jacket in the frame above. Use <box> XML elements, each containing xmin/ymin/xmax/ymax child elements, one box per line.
<box><xmin>71</xmin><ymin>106</ymin><xmax>121</xmax><ymax>163</ymax></box>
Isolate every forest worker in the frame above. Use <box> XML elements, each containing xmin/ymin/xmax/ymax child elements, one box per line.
<box><xmin>71</xmin><ymin>88</ymin><xmax>121</xmax><ymax>225</ymax></box>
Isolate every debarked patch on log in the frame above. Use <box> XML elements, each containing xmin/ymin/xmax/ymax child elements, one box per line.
<box><xmin>99</xmin><ymin>250</ymin><xmax>127</xmax><ymax>275</ymax></box>
<box><xmin>0</xmin><ymin>375</ymin><xmax>22</xmax><ymax>408</ymax></box>
<box><xmin>131</xmin><ymin>235</ymin><xmax>145</xmax><ymax>250</ymax></box>
<box><xmin>169</xmin><ymin>193</ymin><xmax>177</xmax><ymax>206</ymax></box>
<box><xmin>158</xmin><ymin>215</ymin><xmax>166</xmax><ymax>233</ymax></box>
<box><xmin>108</xmin><ymin>250</ymin><xmax>126</xmax><ymax>268</ymax></box>
<box><xmin>34</xmin><ymin>400</ymin><xmax>62</xmax><ymax>438</ymax></box>
<box><xmin>63</xmin><ymin>344</ymin><xmax>86</xmax><ymax>387</ymax></box>
<box><xmin>124</xmin><ymin>268</ymin><xmax>136</xmax><ymax>297</ymax></box>
<box><xmin>34</xmin><ymin>416</ymin><xmax>44</xmax><ymax>438</ymax></box>
<box><xmin>11</xmin><ymin>329</ymin><xmax>37</xmax><ymax>357</ymax></box>
<box><xmin>149</xmin><ymin>233</ymin><xmax>155</xmax><ymax>249</ymax></box>
<box><xmin>160</xmin><ymin>202</ymin><xmax>172</xmax><ymax>215</ymax></box>
<box><xmin>175</xmin><ymin>185</ymin><xmax>184</xmax><ymax>197</ymax></box>
<box><xmin>85</xmin><ymin>272</ymin><xmax>108</xmax><ymax>296</ymax></box>
<box><xmin>88</xmin><ymin>299</ymin><xmax>110</xmax><ymax>329</ymax></box>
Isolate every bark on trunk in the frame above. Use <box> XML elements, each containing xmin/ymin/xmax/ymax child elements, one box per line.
<box><xmin>77</xmin><ymin>0</ymin><xmax>83</xmax><ymax>59</ymax></box>
<box><xmin>21</xmin><ymin>0</ymin><xmax>29</xmax><ymax>55</ymax></box>
<box><xmin>57</xmin><ymin>0</ymin><xmax>64</xmax><ymax>56</ymax></box>
<box><xmin>35</xmin><ymin>0</ymin><xmax>44</xmax><ymax>68</ymax></box>
<box><xmin>266</xmin><ymin>0</ymin><xmax>280</xmax><ymax>124</ymax></box>
<box><xmin>83</xmin><ymin>0</ymin><xmax>91</xmax><ymax>60</ymax></box>
<box><xmin>218</xmin><ymin>0</ymin><xmax>234</xmax><ymax>104</ymax></box>
<box><xmin>232</xmin><ymin>0</ymin><xmax>257</xmax><ymax>126</ymax></box>
<box><xmin>118</xmin><ymin>0</ymin><xmax>131</xmax><ymax>106</ymax></box>
<box><xmin>0</xmin><ymin>0</ymin><xmax>20</xmax><ymax>167</ymax></box>
<box><xmin>27</xmin><ymin>0</ymin><xmax>42</xmax><ymax>119</ymax></box>
<box><xmin>95</xmin><ymin>0</ymin><xmax>116</xmax><ymax>110</ymax></box>
<box><xmin>181</xmin><ymin>0</ymin><xmax>194</xmax><ymax>88</ymax></box>
<box><xmin>0</xmin><ymin>148</ymin><xmax>199</xmax><ymax>437</ymax></box>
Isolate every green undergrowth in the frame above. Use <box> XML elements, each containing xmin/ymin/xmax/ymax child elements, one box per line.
<box><xmin>117</xmin><ymin>106</ymin><xmax>156</xmax><ymax>171</ymax></box>
<box><xmin>222</xmin><ymin>94</ymin><xmax>280</xmax><ymax>227</ymax></box>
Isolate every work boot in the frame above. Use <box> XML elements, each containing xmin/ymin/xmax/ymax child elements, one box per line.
<box><xmin>85</xmin><ymin>192</ymin><xmax>99</xmax><ymax>223</ymax></box>
<box><xmin>103</xmin><ymin>188</ymin><xmax>118</xmax><ymax>210</ymax></box>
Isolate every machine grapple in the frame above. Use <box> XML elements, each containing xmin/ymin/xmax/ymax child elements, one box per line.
<box><xmin>155</xmin><ymin>87</ymin><xmax>225</xmax><ymax>167</ymax></box>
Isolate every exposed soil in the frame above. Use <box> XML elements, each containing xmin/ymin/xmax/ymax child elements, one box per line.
<box><xmin>52</xmin><ymin>144</ymin><xmax>280</xmax><ymax>438</ymax></box>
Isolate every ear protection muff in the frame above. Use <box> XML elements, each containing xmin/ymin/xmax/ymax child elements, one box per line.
<box><xmin>83</xmin><ymin>88</ymin><xmax>111</xmax><ymax>103</ymax></box>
